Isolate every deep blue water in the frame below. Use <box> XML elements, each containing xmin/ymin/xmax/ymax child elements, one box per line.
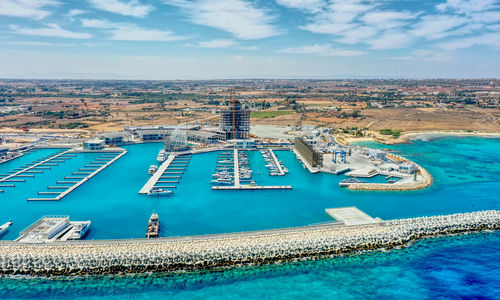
<box><xmin>0</xmin><ymin>136</ymin><xmax>499</xmax><ymax>299</ymax></box>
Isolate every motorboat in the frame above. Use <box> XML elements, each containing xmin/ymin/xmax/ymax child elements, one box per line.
<box><xmin>68</xmin><ymin>221</ymin><xmax>91</xmax><ymax>240</ymax></box>
<box><xmin>156</xmin><ymin>149</ymin><xmax>167</xmax><ymax>163</ymax></box>
<box><xmin>146</xmin><ymin>212</ymin><xmax>159</xmax><ymax>238</ymax></box>
<box><xmin>0</xmin><ymin>220</ymin><xmax>12</xmax><ymax>236</ymax></box>
<box><xmin>148</xmin><ymin>165</ymin><xmax>158</xmax><ymax>175</ymax></box>
<box><xmin>148</xmin><ymin>188</ymin><xmax>174</xmax><ymax>196</ymax></box>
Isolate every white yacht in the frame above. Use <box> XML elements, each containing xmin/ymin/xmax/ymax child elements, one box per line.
<box><xmin>68</xmin><ymin>221</ymin><xmax>91</xmax><ymax>240</ymax></box>
<box><xmin>0</xmin><ymin>220</ymin><xmax>13</xmax><ymax>236</ymax></box>
<box><xmin>148</xmin><ymin>165</ymin><xmax>158</xmax><ymax>175</ymax></box>
<box><xmin>148</xmin><ymin>188</ymin><xmax>174</xmax><ymax>196</ymax></box>
<box><xmin>156</xmin><ymin>149</ymin><xmax>167</xmax><ymax>163</ymax></box>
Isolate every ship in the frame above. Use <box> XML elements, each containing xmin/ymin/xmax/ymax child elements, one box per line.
<box><xmin>146</xmin><ymin>212</ymin><xmax>159</xmax><ymax>238</ymax></box>
<box><xmin>147</xmin><ymin>187</ymin><xmax>174</xmax><ymax>196</ymax></box>
<box><xmin>148</xmin><ymin>165</ymin><xmax>158</xmax><ymax>175</ymax></box>
<box><xmin>156</xmin><ymin>149</ymin><xmax>167</xmax><ymax>163</ymax></box>
<box><xmin>0</xmin><ymin>220</ymin><xmax>13</xmax><ymax>236</ymax></box>
<box><xmin>16</xmin><ymin>216</ymin><xmax>91</xmax><ymax>243</ymax></box>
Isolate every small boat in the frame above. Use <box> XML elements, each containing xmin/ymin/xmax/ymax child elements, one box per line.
<box><xmin>147</xmin><ymin>188</ymin><xmax>174</xmax><ymax>196</ymax></box>
<box><xmin>156</xmin><ymin>149</ymin><xmax>167</xmax><ymax>163</ymax></box>
<box><xmin>146</xmin><ymin>212</ymin><xmax>159</xmax><ymax>238</ymax></box>
<box><xmin>388</xmin><ymin>179</ymin><xmax>397</xmax><ymax>184</ymax></box>
<box><xmin>148</xmin><ymin>165</ymin><xmax>158</xmax><ymax>175</ymax></box>
<box><xmin>211</xmin><ymin>178</ymin><xmax>233</xmax><ymax>185</ymax></box>
<box><xmin>0</xmin><ymin>220</ymin><xmax>13</xmax><ymax>236</ymax></box>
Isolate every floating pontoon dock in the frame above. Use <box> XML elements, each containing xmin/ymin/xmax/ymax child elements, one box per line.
<box><xmin>269</xmin><ymin>149</ymin><xmax>285</xmax><ymax>176</ymax></box>
<box><xmin>139</xmin><ymin>154</ymin><xmax>192</xmax><ymax>195</ymax></box>
<box><xmin>27</xmin><ymin>150</ymin><xmax>127</xmax><ymax>201</ymax></box>
<box><xmin>0</xmin><ymin>149</ymin><xmax>72</xmax><ymax>185</ymax></box>
<box><xmin>139</xmin><ymin>154</ymin><xmax>176</xmax><ymax>194</ymax></box>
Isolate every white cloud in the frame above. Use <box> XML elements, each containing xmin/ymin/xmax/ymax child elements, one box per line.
<box><xmin>164</xmin><ymin>0</ymin><xmax>280</xmax><ymax>39</ymax></box>
<box><xmin>411</xmin><ymin>15</ymin><xmax>468</xmax><ymax>40</ymax></box>
<box><xmin>10</xmin><ymin>23</ymin><xmax>92</xmax><ymax>39</ymax></box>
<box><xmin>369</xmin><ymin>31</ymin><xmax>413</xmax><ymax>50</ymax></box>
<box><xmin>336</xmin><ymin>26</ymin><xmax>377</xmax><ymax>44</ymax></box>
<box><xmin>436</xmin><ymin>0</ymin><xmax>498</xmax><ymax>14</ymax></box>
<box><xmin>197</xmin><ymin>39</ymin><xmax>236</xmax><ymax>48</ymax></box>
<box><xmin>10</xmin><ymin>41</ymin><xmax>75</xmax><ymax>47</ymax></box>
<box><xmin>0</xmin><ymin>0</ymin><xmax>59</xmax><ymax>20</ymax></box>
<box><xmin>275</xmin><ymin>0</ymin><xmax>325</xmax><ymax>13</ymax></box>
<box><xmin>436</xmin><ymin>32</ymin><xmax>500</xmax><ymax>50</ymax></box>
<box><xmin>238</xmin><ymin>45</ymin><xmax>259</xmax><ymax>50</ymax></box>
<box><xmin>67</xmin><ymin>9</ymin><xmax>87</xmax><ymax>17</ymax></box>
<box><xmin>81</xmin><ymin>18</ymin><xmax>183</xmax><ymax>41</ymax></box>
<box><xmin>280</xmin><ymin>44</ymin><xmax>365</xmax><ymax>56</ymax></box>
<box><xmin>361</xmin><ymin>11</ymin><xmax>419</xmax><ymax>30</ymax></box>
<box><xmin>87</xmin><ymin>0</ymin><xmax>153</xmax><ymax>18</ymax></box>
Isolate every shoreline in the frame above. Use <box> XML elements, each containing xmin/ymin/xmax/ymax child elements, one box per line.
<box><xmin>0</xmin><ymin>210</ymin><xmax>497</xmax><ymax>276</ymax></box>
<box><xmin>339</xmin><ymin>130</ymin><xmax>500</xmax><ymax>145</ymax></box>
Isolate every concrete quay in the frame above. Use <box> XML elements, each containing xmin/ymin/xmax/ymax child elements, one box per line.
<box><xmin>347</xmin><ymin>155</ymin><xmax>433</xmax><ymax>192</ymax></box>
<box><xmin>0</xmin><ymin>210</ymin><xmax>497</xmax><ymax>276</ymax></box>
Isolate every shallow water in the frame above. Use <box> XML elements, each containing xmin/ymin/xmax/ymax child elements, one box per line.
<box><xmin>0</xmin><ymin>136</ymin><xmax>499</xmax><ymax>298</ymax></box>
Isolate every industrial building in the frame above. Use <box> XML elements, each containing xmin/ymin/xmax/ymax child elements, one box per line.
<box><xmin>294</xmin><ymin>137</ymin><xmax>323</xmax><ymax>167</ymax></box>
<box><xmin>220</xmin><ymin>99</ymin><xmax>250</xmax><ymax>140</ymax></box>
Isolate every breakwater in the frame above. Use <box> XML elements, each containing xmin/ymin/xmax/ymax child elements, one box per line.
<box><xmin>0</xmin><ymin>210</ymin><xmax>497</xmax><ymax>276</ymax></box>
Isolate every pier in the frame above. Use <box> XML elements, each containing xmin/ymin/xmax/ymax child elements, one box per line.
<box><xmin>139</xmin><ymin>154</ymin><xmax>192</xmax><ymax>195</ymax></box>
<box><xmin>139</xmin><ymin>154</ymin><xmax>176</xmax><ymax>194</ymax></box>
<box><xmin>0</xmin><ymin>149</ymin><xmax>72</xmax><ymax>184</ymax></box>
<box><xmin>27</xmin><ymin>151</ymin><xmax>127</xmax><ymax>201</ymax></box>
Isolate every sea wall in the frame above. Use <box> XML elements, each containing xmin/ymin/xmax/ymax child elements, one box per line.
<box><xmin>0</xmin><ymin>210</ymin><xmax>498</xmax><ymax>276</ymax></box>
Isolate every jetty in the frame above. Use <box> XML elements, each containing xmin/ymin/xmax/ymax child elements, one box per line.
<box><xmin>0</xmin><ymin>210</ymin><xmax>497</xmax><ymax>275</ymax></box>
<box><xmin>269</xmin><ymin>149</ymin><xmax>285</xmax><ymax>175</ymax></box>
<box><xmin>139</xmin><ymin>154</ymin><xmax>176</xmax><ymax>194</ymax></box>
<box><xmin>27</xmin><ymin>150</ymin><xmax>127</xmax><ymax>201</ymax></box>
<box><xmin>139</xmin><ymin>154</ymin><xmax>191</xmax><ymax>194</ymax></box>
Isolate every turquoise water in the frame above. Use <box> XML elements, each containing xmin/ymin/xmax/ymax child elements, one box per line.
<box><xmin>0</xmin><ymin>136</ymin><xmax>499</xmax><ymax>298</ymax></box>
<box><xmin>1</xmin><ymin>137</ymin><xmax>499</xmax><ymax>240</ymax></box>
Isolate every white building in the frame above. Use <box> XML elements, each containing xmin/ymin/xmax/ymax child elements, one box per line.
<box><xmin>83</xmin><ymin>139</ymin><xmax>105</xmax><ymax>150</ymax></box>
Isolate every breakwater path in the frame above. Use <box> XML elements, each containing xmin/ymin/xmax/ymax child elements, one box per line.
<box><xmin>0</xmin><ymin>210</ymin><xmax>498</xmax><ymax>276</ymax></box>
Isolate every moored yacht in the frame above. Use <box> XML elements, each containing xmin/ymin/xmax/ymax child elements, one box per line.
<box><xmin>156</xmin><ymin>149</ymin><xmax>167</xmax><ymax>163</ymax></box>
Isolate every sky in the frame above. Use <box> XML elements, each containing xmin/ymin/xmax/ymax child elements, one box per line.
<box><xmin>0</xmin><ymin>0</ymin><xmax>499</xmax><ymax>79</ymax></box>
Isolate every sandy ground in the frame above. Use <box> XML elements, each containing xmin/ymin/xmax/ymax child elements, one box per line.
<box><xmin>339</xmin><ymin>130</ymin><xmax>500</xmax><ymax>145</ymax></box>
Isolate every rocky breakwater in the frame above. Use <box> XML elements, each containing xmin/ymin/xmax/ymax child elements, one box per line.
<box><xmin>0</xmin><ymin>210</ymin><xmax>498</xmax><ymax>276</ymax></box>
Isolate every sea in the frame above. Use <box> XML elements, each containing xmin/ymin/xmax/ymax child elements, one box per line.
<box><xmin>0</xmin><ymin>136</ymin><xmax>499</xmax><ymax>299</ymax></box>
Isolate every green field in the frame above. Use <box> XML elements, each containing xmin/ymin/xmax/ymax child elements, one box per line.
<box><xmin>250</xmin><ymin>110</ymin><xmax>293</xmax><ymax>118</ymax></box>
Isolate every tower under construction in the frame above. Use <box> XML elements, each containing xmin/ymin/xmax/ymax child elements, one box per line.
<box><xmin>220</xmin><ymin>98</ymin><xmax>250</xmax><ymax>140</ymax></box>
